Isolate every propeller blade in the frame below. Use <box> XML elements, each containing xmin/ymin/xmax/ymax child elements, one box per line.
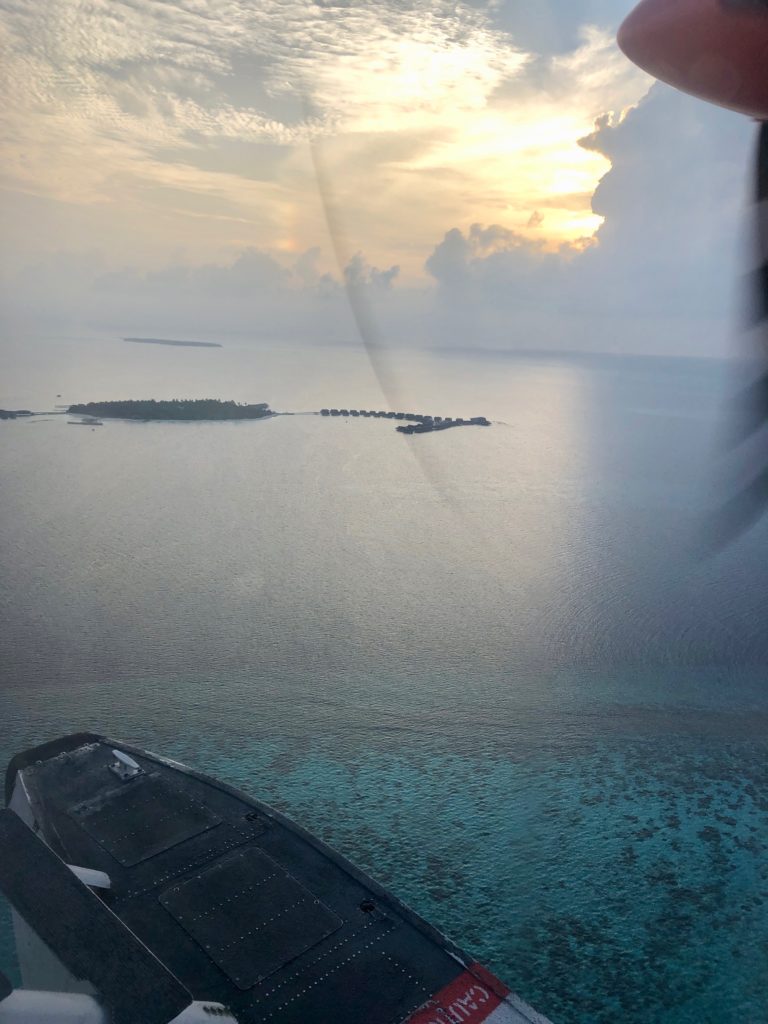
<box><xmin>754</xmin><ymin>119</ymin><xmax>768</xmax><ymax>321</ymax></box>
<box><xmin>732</xmin><ymin>118</ymin><xmax>768</xmax><ymax>345</ymax></box>
<box><xmin>304</xmin><ymin>108</ymin><xmax>466</xmax><ymax>510</ymax></box>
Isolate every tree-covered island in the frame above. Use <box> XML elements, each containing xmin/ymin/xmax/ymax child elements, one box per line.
<box><xmin>67</xmin><ymin>399</ymin><xmax>272</xmax><ymax>421</ymax></box>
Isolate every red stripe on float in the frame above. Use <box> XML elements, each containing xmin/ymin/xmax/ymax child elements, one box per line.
<box><xmin>466</xmin><ymin>963</ymin><xmax>510</xmax><ymax>1000</ymax></box>
<box><xmin>406</xmin><ymin>967</ymin><xmax>509</xmax><ymax>1024</ymax></box>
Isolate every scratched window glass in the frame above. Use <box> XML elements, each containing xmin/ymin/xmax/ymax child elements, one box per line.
<box><xmin>1</xmin><ymin>3</ymin><xmax>767</xmax><ymax>1023</ymax></box>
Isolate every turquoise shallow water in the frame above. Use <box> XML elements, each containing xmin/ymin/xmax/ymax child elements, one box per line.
<box><xmin>1</xmin><ymin>693</ymin><xmax>766</xmax><ymax>1024</ymax></box>
<box><xmin>0</xmin><ymin>338</ymin><xmax>767</xmax><ymax>1022</ymax></box>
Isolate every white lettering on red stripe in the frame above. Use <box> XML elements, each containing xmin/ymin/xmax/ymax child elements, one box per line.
<box><xmin>406</xmin><ymin>968</ymin><xmax>509</xmax><ymax>1024</ymax></box>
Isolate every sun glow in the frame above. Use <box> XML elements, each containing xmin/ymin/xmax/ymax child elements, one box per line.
<box><xmin>391</xmin><ymin>108</ymin><xmax>615</xmax><ymax>248</ymax></box>
<box><xmin>292</xmin><ymin>23</ymin><xmax>651</xmax><ymax>268</ymax></box>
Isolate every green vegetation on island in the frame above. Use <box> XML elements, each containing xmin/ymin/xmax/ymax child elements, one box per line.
<box><xmin>0</xmin><ymin>409</ymin><xmax>32</xmax><ymax>420</ymax></box>
<box><xmin>67</xmin><ymin>399</ymin><xmax>272</xmax><ymax>421</ymax></box>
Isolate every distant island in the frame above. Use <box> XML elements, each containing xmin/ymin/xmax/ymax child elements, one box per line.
<box><xmin>123</xmin><ymin>337</ymin><xmax>222</xmax><ymax>348</ymax></box>
<box><xmin>0</xmin><ymin>409</ymin><xmax>32</xmax><ymax>420</ymax></box>
<box><xmin>67</xmin><ymin>400</ymin><xmax>272</xmax><ymax>421</ymax></box>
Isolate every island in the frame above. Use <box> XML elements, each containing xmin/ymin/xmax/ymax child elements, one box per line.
<box><xmin>67</xmin><ymin>400</ymin><xmax>272</xmax><ymax>421</ymax></box>
<box><xmin>123</xmin><ymin>337</ymin><xmax>222</xmax><ymax>349</ymax></box>
<box><xmin>0</xmin><ymin>409</ymin><xmax>32</xmax><ymax>420</ymax></box>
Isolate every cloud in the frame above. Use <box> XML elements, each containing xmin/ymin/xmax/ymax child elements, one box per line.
<box><xmin>0</xmin><ymin>0</ymin><xmax>527</xmax><ymax>196</ymax></box>
<box><xmin>0</xmin><ymin>80</ymin><xmax>754</xmax><ymax>359</ymax></box>
<box><xmin>579</xmin><ymin>84</ymin><xmax>752</xmax><ymax>316</ymax></box>
<box><xmin>0</xmin><ymin>0</ymin><xmax>652</xmax><ymax>278</ymax></box>
<box><xmin>344</xmin><ymin>253</ymin><xmax>399</xmax><ymax>291</ymax></box>
<box><xmin>420</xmin><ymin>83</ymin><xmax>754</xmax><ymax>354</ymax></box>
<box><xmin>0</xmin><ymin>1</ymin><xmax>754</xmax><ymax>357</ymax></box>
<box><xmin>425</xmin><ymin>223</ymin><xmax>564</xmax><ymax>300</ymax></box>
<box><xmin>0</xmin><ymin>242</ymin><xmax>412</xmax><ymax>344</ymax></box>
<box><xmin>489</xmin><ymin>0</ymin><xmax>634</xmax><ymax>57</ymax></box>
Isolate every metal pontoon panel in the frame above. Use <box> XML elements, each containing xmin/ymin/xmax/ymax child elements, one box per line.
<box><xmin>70</xmin><ymin>774</ymin><xmax>220</xmax><ymax>866</ymax></box>
<box><xmin>160</xmin><ymin>846</ymin><xmax>343</xmax><ymax>989</ymax></box>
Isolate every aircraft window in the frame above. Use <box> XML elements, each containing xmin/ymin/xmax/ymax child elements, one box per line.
<box><xmin>2</xmin><ymin>2</ymin><xmax>768</xmax><ymax>1023</ymax></box>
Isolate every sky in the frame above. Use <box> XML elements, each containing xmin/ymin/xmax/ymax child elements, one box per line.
<box><xmin>0</xmin><ymin>0</ymin><xmax>756</xmax><ymax>354</ymax></box>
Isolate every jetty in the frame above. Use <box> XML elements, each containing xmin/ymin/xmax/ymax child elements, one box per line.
<box><xmin>319</xmin><ymin>408</ymin><xmax>490</xmax><ymax>433</ymax></box>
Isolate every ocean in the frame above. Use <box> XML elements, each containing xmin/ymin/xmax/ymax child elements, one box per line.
<box><xmin>0</xmin><ymin>335</ymin><xmax>766</xmax><ymax>1023</ymax></box>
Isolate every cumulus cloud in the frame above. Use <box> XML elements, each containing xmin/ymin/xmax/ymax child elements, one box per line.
<box><xmin>344</xmin><ymin>253</ymin><xmax>399</xmax><ymax>291</ymax></box>
<box><xmin>579</xmin><ymin>84</ymin><xmax>751</xmax><ymax>317</ymax></box>
<box><xmin>0</xmin><ymin>243</ymin><xmax>411</xmax><ymax>343</ymax></box>
<box><xmin>421</xmin><ymin>83</ymin><xmax>753</xmax><ymax>355</ymax></box>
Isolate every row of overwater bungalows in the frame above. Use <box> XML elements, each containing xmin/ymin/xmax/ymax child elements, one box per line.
<box><xmin>320</xmin><ymin>408</ymin><xmax>489</xmax><ymax>429</ymax></box>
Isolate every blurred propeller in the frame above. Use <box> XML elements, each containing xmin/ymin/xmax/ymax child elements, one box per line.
<box><xmin>304</xmin><ymin>100</ymin><xmax>463</xmax><ymax>509</ymax></box>
<box><xmin>618</xmin><ymin>0</ymin><xmax>768</xmax><ymax>545</ymax></box>
<box><xmin>711</xmin><ymin>120</ymin><xmax>768</xmax><ymax>544</ymax></box>
<box><xmin>305</xmin><ymin>127</ymin><xmax>403</xmax><ymax>413</ymax></box>
<box><xmin>753</xmin><ymin>120</ymin><xmax>768</xmax><ymax>323</ymax></box>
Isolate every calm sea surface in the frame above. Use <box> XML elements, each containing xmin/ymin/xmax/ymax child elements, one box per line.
<box><xmin>0</xmin><ymin>336</ymin><xmax>766</xmax><ymax>1023</ymax></box>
